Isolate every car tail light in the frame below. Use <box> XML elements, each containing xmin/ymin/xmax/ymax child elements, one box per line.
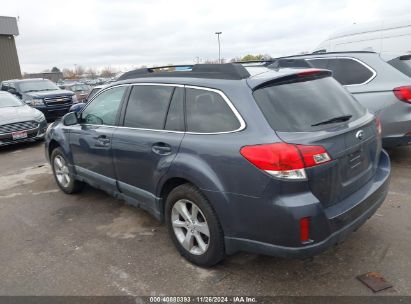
<box><xmin>300</xmin><ymin>217</ymin><xmax>310</xmax><ymax>243</ymax></box>
<box><xmin>375</xmin><ymin>117</ymin><xmax>382</xmax><ymax>136</ymax></box>
<box><xmin>240</xmin><ymin>143</ymin><xmax>331</xmax><ymax>180</ymax></box>
<box><xmin>393</xmin><ymin>86</ymin><xmax>411</xmax><ymax>104</ymax></box>
<box><xmin>297</xmin><ymin>69</ymin><xmax>324</xmax><ymax>77</ymax></box>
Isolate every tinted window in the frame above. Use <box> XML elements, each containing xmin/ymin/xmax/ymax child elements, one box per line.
<box><xmin>388</xmin><ymin>56</ymin><xmax>411</xmax><ymax>78</ymax></box>
<box><xmin>277</xmin><ymin>59</ymin><xmax>313</xmax><ymax>68</ymax></box>
<box><xmin>165</xmin><ymin>87</ymin><xmax>185</xmax><ymax>131</ymax></box>
<box><xmin>307</xmin><ymin>59</ymin><xmax>329</xmax><ymax>69</ymax></box>
<box><xmin>186</xmin><ymin>88</ymin><xmax>240</xmax><ymax>133</ymax></box>
<box><xmin>124</xmin><ymin>85</ymin><xmax>174</xmax><ymax>129</ymax></box>
<box><xmin>253</xmin><ymin>77</ymin><xmax>366</xmax><ymax>132</ymax></box>
<box><xmin>81</xmin><ymin>86</ymin><xmax>126</xmax><ymax>125</ymax></box>
<box><xmin>327</xmin><ymin>58</ymin><xmax>373</xmax><ymax>85</ymax></box>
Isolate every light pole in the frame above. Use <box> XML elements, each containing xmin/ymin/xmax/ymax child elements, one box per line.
<box><xmin>215</xmin><ymin>32</ymin><xmax>222</xmax><ymax>63</ymax></box>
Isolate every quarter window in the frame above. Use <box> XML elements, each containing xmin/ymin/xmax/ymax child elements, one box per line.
<box><xmin>185</xmin><ymin>88</ymin><xmax>240</xmax><ymax>133</ymax></box>
<box><xmin>308</xmin><ymin>58</ymin><xmax>374</xmax><ymax>85</ymax></box>
<box><xmin>81</xmin><ymin>86</ymin><xmax>126</xmax><ymax>125</ymax></box>
<box><xmin>124</xmin><ymin>85</ymin><xmax>174</xmax><ymax>129</ymax></box>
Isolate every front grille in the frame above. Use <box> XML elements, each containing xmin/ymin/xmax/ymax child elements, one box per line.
<box><xmin>0</xmin><ymin>121</ymin><xmax>39</xmax><ymax>134</ymax></box>
<box><xmin>44</xmin><ymin>96</ymin><xmax>72</xmax><ymax>105</ymax></box>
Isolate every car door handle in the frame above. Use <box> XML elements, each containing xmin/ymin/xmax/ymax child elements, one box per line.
<box><xmin>152</xmin><ymin>143</ymin><xmax>172</xmax><ymax>155</ymax></box>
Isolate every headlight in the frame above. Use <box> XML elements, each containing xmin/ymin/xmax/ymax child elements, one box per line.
<box><xmin>29</xmin><ymin>98</ymin><xmax>45</xmax><ymax>106</ymax></box>
<box><xmin>34</xmin><ymin>113</ymin><xmax>46</xmax><ymax>122</ymax></box>
<box><xmin>72</xmin><ymin>95</ymin><xmax>78</xmax><ymax>103</ymax></box>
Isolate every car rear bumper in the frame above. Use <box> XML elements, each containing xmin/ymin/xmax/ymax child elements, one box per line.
<box><xmin>382</xmin><ymin>134</ymin><xmax>411</xmax><ymax>148</ymax></box>
<box><xmin>224</xmin><ymin>150</ymin><xmax>391</xmax><ymax>258</ymax></box>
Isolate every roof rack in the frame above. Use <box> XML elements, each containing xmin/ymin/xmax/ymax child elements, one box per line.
<box><xmin>117</xmin><ymin>63</ymin><xmax>251</xmax><ymax>81</ymax></box>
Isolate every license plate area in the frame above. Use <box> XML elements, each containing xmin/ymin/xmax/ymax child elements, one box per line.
<box><xmin>12</xmin><ymin>130</ymin><xmax>28</xmax><ymax>140</ymax></box>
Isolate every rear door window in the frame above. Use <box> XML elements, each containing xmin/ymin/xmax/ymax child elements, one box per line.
<box><xmin>253</xmin><ymin>76</ymin><xmax>366</xmax><ymax>132</ymax></box>
<box><xmin>124</xmin><ymin>85</ymin><xmax>174</xmax><ymax>130</ymax></box>
<box><xmin>185</xmin><ymin>88</ymin><xmax>241</xmax><ymax>133</ymax></box>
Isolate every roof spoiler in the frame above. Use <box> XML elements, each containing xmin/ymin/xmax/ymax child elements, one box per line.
<box><xmin>253</xmin><ymin>69</ymin><xmax>333</xmax><ymax>90</ymax></box>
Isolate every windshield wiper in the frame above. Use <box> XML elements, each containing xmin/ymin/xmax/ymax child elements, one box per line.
<box><xmin>311</xmin><ymin>115</ymin><xmax>352</xmax><ymax>127</ymax></box>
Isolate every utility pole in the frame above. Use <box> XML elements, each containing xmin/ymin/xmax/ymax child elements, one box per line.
<box><xmin>215</xmin><ymin>32</ymin><xmax>222</xmax><ymax>63</ymax></box>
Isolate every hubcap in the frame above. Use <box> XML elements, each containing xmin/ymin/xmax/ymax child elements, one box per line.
<box><xmin>171</xmin><ymin>199</ymin><xmax>210</xmax><ymax>255</ymax></box>
<box><xmin>54</xmin><ymin>155</ymin><xmax>71</xmax><ymax>188</ymax></box>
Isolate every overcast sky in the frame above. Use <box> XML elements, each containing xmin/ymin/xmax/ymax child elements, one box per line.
<box><xmin>2</xmin><ymin>0</ymin><xmax>411</xmax><ymax>73</ymax></box>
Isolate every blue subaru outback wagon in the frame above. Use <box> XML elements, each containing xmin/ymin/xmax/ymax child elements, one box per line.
<box><xmin>45</xmin><ymin>64</ymin><xmax>391</xmax><ymax>266</ymax></box>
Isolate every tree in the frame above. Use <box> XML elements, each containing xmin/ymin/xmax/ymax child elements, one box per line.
<box><xmin>74</xmin><ymin>65</ymin><xmax>85</xmax><ymax>77</ymax></box>
<box><xmin>51</xmin><ymin>67</ymin><xmax>61</xmax><ymax>73</ymax></box>
<box><xmin>62</xmin><ymin>68</ymin><xmax>76</xmax><ymax>79</ymax></box>
<box><xmin>86</xmin><ymin>67</ymin><xmax>98</xmax><ymax>79</ymax></box>
<box><xmin>239</xmin><ymin>54</ymin><xmax>272</xmax><ymax>62</ymax></box>
<box><xmin>100</xmin><ymin>66</ymin><xmax>116</xmax><ymax>78</ymax></box>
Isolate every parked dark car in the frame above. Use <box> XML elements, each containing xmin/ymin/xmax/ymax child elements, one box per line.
<box><xmin>0</xmin><ymin>91</ymin><xmax>47</xmax><ymax>146</ymax></box>
<box><xmin>1</xmin><ymin>79</ymin><xmax>77</xmax><ymax>120</ymax></box>
<box><xmin>269</xmin><ymin>51</ymin><xmax>411</xmax><ymax>148</ymax></box>
<box><xmin>45</xmin><ymin>64</ymin><xmax>390</xmax><ymax>266</ymax></box>
<box><xmin>63</xmin><ymin>83</ymin><xmax>92</xmax><ymax>102</ymax></box>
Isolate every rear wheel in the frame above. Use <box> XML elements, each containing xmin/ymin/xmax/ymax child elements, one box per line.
<box><xmin>165</xmin><ymin>184</ymin><xmax>225</xmax><ymax>267</ymax></box>
<box><xmin>51</xmin><ymin>147</ymin><xmax>84</xmax><ymax>194</ymax></box>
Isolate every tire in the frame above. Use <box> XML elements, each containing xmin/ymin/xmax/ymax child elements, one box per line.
<box><xmin>165</xmin><ymin>183</ymin><xmax>225</xmax><ymax>267</ymax></box>
<box><xmin>51</xmin><ymin>147</ymin><xmax>84</xmax><ymax>194</ymax></box>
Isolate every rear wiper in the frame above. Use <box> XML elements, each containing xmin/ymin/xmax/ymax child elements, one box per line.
<box><xmin>311</xmin><ymin>115</ymin><xmax>352</xmax><ymax>127</ymax></box>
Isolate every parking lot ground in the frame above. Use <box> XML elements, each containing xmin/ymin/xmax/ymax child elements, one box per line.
<box><xmin>0</xmin><ymin>141</ymin><xmax>410</xmax><ymax>296</ymax></box>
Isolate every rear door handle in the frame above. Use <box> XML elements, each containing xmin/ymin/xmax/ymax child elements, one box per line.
<box><xmin>152</xmin><ymin>142</ymin><xmax>172</xmax><ymax>155</ymax></box>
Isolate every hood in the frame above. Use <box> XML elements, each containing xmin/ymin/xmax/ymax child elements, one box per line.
<box><xmin>0</xmin><ymin>105</ymin><xmax>43</xmax><ymax>125</ymax></box>
<box><xmin>24</xmin><ymin>90</ymin><xmax>74</xmax><ymax>98</ymax></box>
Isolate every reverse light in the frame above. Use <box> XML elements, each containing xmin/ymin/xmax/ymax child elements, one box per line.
<box><xmin>240</xmin><ymin>143</ymin><xmax>331</xmax><ymax>180</ymax></box>
<box><xmin>393</xmin><ymin>86</ymin><xmax>411</xmax><ymax>104</ymax></box>
<box><xmin>300</xmin><ymin>217</ymin><xmax>310</xmax><ymax>243</ymax></box>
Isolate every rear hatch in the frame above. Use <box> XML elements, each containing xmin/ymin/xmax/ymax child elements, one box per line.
<box><xmin>251</xmin><ymin>71</ymin><xmax>381</xmax><ymax>208</ymax></box>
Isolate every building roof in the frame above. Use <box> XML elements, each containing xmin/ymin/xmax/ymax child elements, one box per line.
<box><xmin>0</xmin><ymin>16</ymin><xmax>19</xmax><ymax>36</ymax></box>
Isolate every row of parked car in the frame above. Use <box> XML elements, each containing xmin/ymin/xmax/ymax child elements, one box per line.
<box><xmin>0</xmin><ymin>49</ymin><xmax>408</xmax><ymax>267</ymax></box>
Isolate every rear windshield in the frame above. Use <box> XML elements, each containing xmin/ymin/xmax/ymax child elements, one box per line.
<box><xmin>388</xmin><ymin>56</ymin><xmax>411</xmax><ymax>78</ymax></box>
<box><xmin>253</xmin><ymin>77</ymin><xmax>366</xmax><ymax>132</ymax></box>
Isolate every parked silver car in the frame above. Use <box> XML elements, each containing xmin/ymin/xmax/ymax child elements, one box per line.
<box><xmin>0</xmin><ymin>91</ymin><xmax>47</xmax><ymax>146</ymax></box>
<box><xmin>270</xmin><ymin>51</ymin><xmax>411</xmax><ymax>148</ymax></box>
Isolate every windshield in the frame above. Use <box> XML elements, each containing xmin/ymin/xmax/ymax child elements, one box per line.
<box><xmin>253</xmin><ymin>76</ymin><xmax>366</xmax><ymax>132</ymax></box>
<box><xmin>388</xmin><ymin>56</ymin><xmax>411</xmax><ymax>78</ymax></box>
<box><xmin>17</xmin><ymin>80</ymin><xmax>59</xmax><ymax>93</ymax></box>
<box><xmin>0</xmin><ymin>93</ymin><xmax>24</xmax><ymax>108</ymax></box>
<box><xmin>72</xmin><ymin>84</ymin><xmax>90</xmax><ymax>91</ymax></box>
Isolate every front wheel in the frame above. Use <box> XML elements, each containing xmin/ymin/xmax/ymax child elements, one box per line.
<box><xmin>165</xmin><ymin>184</ymin><xmax>225</xmax><ymax>267</ymax></box>
<box><xmin>51</xmin><ymin>147</ymin><xmax>84</xmax><ymax>194</ymax></box>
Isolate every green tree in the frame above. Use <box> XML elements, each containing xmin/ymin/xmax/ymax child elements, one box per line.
<box><xmin>51</xmin><ymin>67</ymin><xmax>61</xmax><ymax>73</ymax></box>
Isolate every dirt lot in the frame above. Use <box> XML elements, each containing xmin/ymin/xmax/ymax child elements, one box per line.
<box><xmin>0</xmin><ymin>141</ymin><xmax>410</xmax><ymax>296</ymax></box>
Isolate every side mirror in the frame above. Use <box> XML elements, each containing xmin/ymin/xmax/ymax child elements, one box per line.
<box><xmin>69</xmin><ymin>103</ymin><xmax>85</xmax><ymax>113</ymax></box>
<box><xmin>63</xmin><ymin>112</ymin><xmax>78</xmax><ymax>126</ymax></box>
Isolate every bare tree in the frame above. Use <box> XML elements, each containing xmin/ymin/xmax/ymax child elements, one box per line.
<box><xmin>100</xmin><ymin>66</ymin><xmax>116</xmax><ymax>78</ymax></box>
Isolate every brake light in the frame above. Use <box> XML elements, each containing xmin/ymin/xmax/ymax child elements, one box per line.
<box><xmin>393</xmin><ymin>86</ymin><xmax>411</xmax><ymax>104</ymax></box>
<box><xmin>240</xmin><ymin>143</ymin><xmax>331</xmax><ymax>180</ymax></box>
<box><xmin>300</xmin><ymin>217</ymin><xmax>310</xmax><ymax>243</ymax></box>
<box><xmin>297</xmin><ymin>69</ymin><xmax>323</xmax><ymax>77</ymax></box>
<box><xmin>375</xmin><ymin>117</ymin><xmax>382</xmax><ymax>136</ymax></box>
